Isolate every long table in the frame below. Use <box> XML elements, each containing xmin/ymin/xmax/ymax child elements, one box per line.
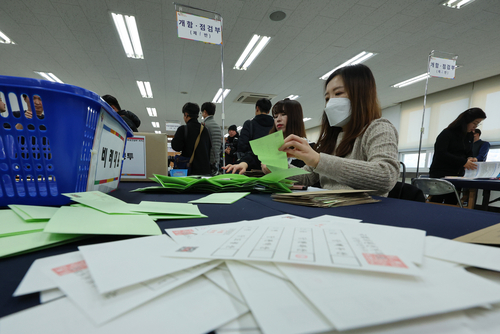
<box><xmin>445</xmin><ymin>178</ymin><xmax>500</xmax><ymax>210</ymax></box>
<box><xmin>1</xmin><ymin>181</ymin><xmax>500</xmax><ymax>319</ymax></box>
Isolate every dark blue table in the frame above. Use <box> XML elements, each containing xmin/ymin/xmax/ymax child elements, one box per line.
<box><xmin>1</xmin><ymin>181</ymin><xmax>499</xmax><ymax>319</ymax></box>
<box><xmin>445</xmin><ymin>178</ymin><xmax>500</xmax><ymax>210</ymax></box>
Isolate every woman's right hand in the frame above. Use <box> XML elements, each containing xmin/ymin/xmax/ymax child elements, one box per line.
<box><xmin>279</xmin><ymin>135</ymin><xmax>320</xmax><ymax>168</ymax></box>
<box><xmin>222</xmin><ymin>162</ymin><xmax>248</xmax><ymax>175</ymax></box>
<box><xmin>261</xmin><ymin>164</ymin><xmax>271</xmax><ymax>174</ymax></box>
<box><xmin>464</xmin><ymin>160</ymin><xmax>477</xmax><ymax>170</ymax></box>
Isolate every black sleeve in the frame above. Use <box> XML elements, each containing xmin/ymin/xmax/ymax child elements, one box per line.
<box><xmin>171</xmin><ymin>125</ymin><xmax>186</xmax><ymax>152</ymax></box>
<box><xmin>237</xmin><ymin>120</ymin><xmax>251</xmax><ymax>154</ymax></box>
<box><xmin>434</xmin><ymin>131</ymin><xmax>467</xmax><ymax>168</ymax></box>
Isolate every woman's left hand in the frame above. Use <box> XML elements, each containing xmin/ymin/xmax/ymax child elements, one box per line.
<box><xmin>279</xmin><ymin>135</ymin><xmax>320</xmax><ymax>168</ymax></box>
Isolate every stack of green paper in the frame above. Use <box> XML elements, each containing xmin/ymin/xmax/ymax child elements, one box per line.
<box><xmin>132</xmin><ymin>166</ymin><xmax>309</xmax><ymax>194</ymax></box>
<box><xmin>0</xmin><ymin>208</ymin><xmax>84</xmax><ymax>258</ymax></box>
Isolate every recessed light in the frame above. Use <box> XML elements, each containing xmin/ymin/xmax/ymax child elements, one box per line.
<box><xmin>319</xmin><ymin>51</ymin><xmax>377</xmax><ymax>80</ymax></box>
<box><xmin>111</xmin><ymin>13</ymin><xmax>144</xmax><ymax>59</ymax></box>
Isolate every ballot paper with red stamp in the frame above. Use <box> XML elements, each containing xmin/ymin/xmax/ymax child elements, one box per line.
<box><xmin>163</xmin><ymin>224</ymin><xmax>422</xmax><ymax>276</ymax></box>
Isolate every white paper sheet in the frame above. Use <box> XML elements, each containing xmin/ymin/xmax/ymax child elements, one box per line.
<box><xmin>226</xmin><ymin>261</ymin><xmax>333</xmax><ymax>334</ymax></box>
<box><xmin>45</xmin><ymin>254</ymin><xmax>221</xmax><ymax>325</ymax></box>
<box><xmin>0</xmin><ymin>277</ymin><xmax>248</xmax><ymax>334</ymax></box>
<box><xmin>165</xmin><ymin>224</ymin><xmax>420</xmax><ymax>276</ymax></box>
<box><xmin>40</xmin><ymin>288</ymin><xmax>65</xmax><ymax>303</ymax></box>
<box><xmin>310</xmin><ymin>215</ymin><xmax>426</xmax><ymax>265</ymax></box>
<box><xmin>241</xmin><ymin>261</ymin><xmax>287</xmax><ymax>279</ymax></box>
<box><xmin>204</xmin><ymin>264</ymin><xmax>245</xmax><ymax>303</ymax></box>
<box><xmin>277</xmin><ymin>258</ymin><xmax>500</xmax><ymax>331</ymax></box>
<box><xmin>425</xmin><ymin>236</ymin><xmax>500</xmax><ymax>272</ymax></box>
<box><xmin>13</xmin><ymin>251</ymin><xmax>81</xmax><ymax>296</ymax></box>
<box><xmin>78</xmin><ymin>234</ymin><xmax>209</xmax><ymax>293</ymax></box>
<box><xmin>216</xmin><ymin>312</ymin><xmax>262</xmax><ymax>334</ymax></box>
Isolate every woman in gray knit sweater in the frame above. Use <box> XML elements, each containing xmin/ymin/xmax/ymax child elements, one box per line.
<box><xmin>280</xmin><ymin>64</ymin><xmax>399</xmax><ymax>197</ymax></box>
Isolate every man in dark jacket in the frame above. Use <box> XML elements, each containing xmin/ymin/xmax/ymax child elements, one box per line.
<box><xmin>171</xmin><ymin>102</ymin><xmax>211</xmax><ymax>176</ymax></box>
<box><xmin>236</xmin><ymin>98</ymin><xmax>274</xmax><ymax>170</ymax></box>
<box><xmin>224</xmin><ymin>124</ymin><xmax>239</xmax><ymax>165</ymax></box>
<box><xmin>102</xmin><ymin>95</ymin><xmax>141</xmax><ymax>132</ymax></box>
<box><xmin>472</xmin><ymin>129</ymin><xmax>490</xmax><ymax>162</ymax></box>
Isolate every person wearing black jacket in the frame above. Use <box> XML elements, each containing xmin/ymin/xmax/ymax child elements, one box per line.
<box><xmin>101</xmin><ymin>95</ymin><xmax>141</xmax><ymax>132</ymax></box>
<box><xmin>171</xmin><ymin>102</ymin><xmax>211</xmax><ymax>176</ymax></box>
<box><xmin>429</xmin><ymin>107</ymin><xmax>486</xmax><ymax>204</ymax></box>
<box><xmin>224</xmin><ymin>98</ymin><xmax>274</xmax><ymax>174</ymax></box>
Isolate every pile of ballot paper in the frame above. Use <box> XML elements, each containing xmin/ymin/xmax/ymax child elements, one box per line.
<box><xmin>3</xmin><ymin>213</ymin><xmax>500</xmax><ymax>333</ymax></box>
<box><xmin>133</xmin><ymin>166</ymin><xmax>310</xmax><ymax>194</ymax></box>
<box><xmin>0</xmin><ymin>191</ymin><xmax>207</xmax><ymax>258</ymax></box>
<box><xmin>272</xmin><ymin>189</ymin><xmax>379</xmax><ymax>207</ymax></box>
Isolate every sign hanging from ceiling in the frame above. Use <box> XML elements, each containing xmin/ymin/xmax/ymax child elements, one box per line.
<box><xmin>429</xmin><ymin>56</ymin><xmax>457</xmax><ymax>79</ymax></box>
<box><xmin>176</xmin><ymin>11</ymin><xmax>222</xmax><ymax>45</ymax></box>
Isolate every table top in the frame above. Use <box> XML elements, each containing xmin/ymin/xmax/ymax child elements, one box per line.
<box><xmin>444</xmin><ymin>177</ymin><xmax>500</xmax><ymax>190</ymax></box>
<box><xmin>1</xmin><ymin>181</ymin><xmax>500</xmax><ymax>319</ymax></box>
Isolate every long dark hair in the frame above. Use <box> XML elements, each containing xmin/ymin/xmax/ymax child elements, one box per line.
<box><xmin>269</xmin><ymin>99</ymin><xmax>306</xmax><ymax>138</ymax></box>
<box><xmin>315</xmin><ymin>64</ymin><xmax>381</xmax><ymax>157</ymax></box>
<box><xmin>447</xmin><ymin>108</ymin><xmax>486</xmax><ymax>134</ymax></box>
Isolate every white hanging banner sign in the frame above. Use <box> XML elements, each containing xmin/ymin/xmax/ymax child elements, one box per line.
<box><xmin>165</xmin><ymin>122</ymin><xmax>181</xmax><ymax>132</ymax></box>
<box><xmin>429</xmin><ymin>56</ymin><xmax>457</xmax><ymax>79</ymax></box>
<box><xmin>176</xmin><ymin>11</ymin><xmax>222</xmax><ymax>45</ymax></box>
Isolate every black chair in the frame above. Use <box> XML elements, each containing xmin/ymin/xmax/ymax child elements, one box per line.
<box><xmin>388</xmin><ymin>162</ymin><xmax>425</xmax><ymax>202</ymax></box>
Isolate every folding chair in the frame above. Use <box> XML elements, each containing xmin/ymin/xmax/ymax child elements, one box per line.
<box><xmin>411</xmin><ymin>177</ymin><xmax>463</xmax><ymax>208</ymax></box>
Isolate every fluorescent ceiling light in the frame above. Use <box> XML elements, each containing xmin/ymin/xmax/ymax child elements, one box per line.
<box><xmin>137</xmin><ymin>81</ymin><xmax>153</xmax><ymax>98</ymax></box>
<box><xmin>34</xmin><ymin>71</ymin><xmax>63</xmax><ymax>83</ymax></box>
<box><xmin>146</xmin><ymin>107</ymin><xmax>157</xmax><ymax>117</ymax></box>
<box><xmin>155</xmin><ymin>130</ymin><xmax>161</xmax><ymax>134</ymax></box>
<box><xmin>152</xmin><ymin>121</ymin><xmax>160</xmax><ymax>128</ymax></box>
<box><xmin>234</xmin><ymin>34</ymin><xmax>271</xmax><ymax>70</ymax></box>
<box><xmin>303</xmin><ymin>118</ymin><xmax>311</xmax><ymax>122</ymax></box>
<box><xmin>0</xmin><ymin>30</ymin><xmax>14</xmax><ymax>44</ymax></box>
<box><xmin>111</xmin><ymin>13</ymin><xmax>144</xmax><ymax>59</ymax></box>
<box><xmin>286</xmin><ymin>95</ymin><xmax>299</xmax><ymax>100</ymax></box>
<box><xmin>237</xmin><ymin>126</ymin><xmax>242</xmax><ymax>131</ymax></box>
<box><xmin>442</xmin><ymin>0</ymin><xmax>475</xmax><ymax>9</ymax></box>
<box><xmin>224</xmin><ymin>133</ymin><xmax>229</xmax><ymax>137</ymax></box>
<box><xmin>319</xmin><ymin>51</ymin><xmax>377</xmax><ymax>80</ymax></box>
<box><xmin>212</xmin><ymin>88</ymin><xmax>231</xmax><ymax>103</ymax></box>
<box><xmin>391</xmin><ymin>74</ymin><xmax>429</xmax><ymax>88</ymax></box>
<box><xmin>167</xmin><ymin>137</ymin><xmax>172</xmax><ymax>141</ymax></box>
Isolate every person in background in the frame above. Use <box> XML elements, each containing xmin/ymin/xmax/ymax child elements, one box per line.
<box><xmin>0</xmin><ymin>95</ymin><xmax>6</xmax><ymax>114</ymax></box>
<box><xmin>224</xmin><ymin>98</ymin><xmax>273</xmax><ymax>174</ymax></box>
<box><xmin>224</xmin><ymin>124</ymin><xmax>239</xmax><ymax>165</ymax></box>
<box><xmin>101</xmin><ymin>95</ymin><xmax>141</xmax><ymax>132</ymax></box>
<box><xmin>473</xmin><ymin>128</ymin><xmax>490</xmax><ymax>162</ymax></box>
<box><xmin>171</xmin><ymin>102</ymin><xmax>211</xmax><ymax>176</ymax></box>
<box><xmin>14</xmin><ymin>94</ymin><xmax>45</xmax><ymax>130</ymax></box>
<box><xmin>274</xmin><ymin>64</ymin><xmax>399</xmax><ymax>197</ymax></box>
<box><xmin>429</xmin><ymin>108</ymin><xmax>486</xmax><ymax>204</ymax></box>
<box><xmin>201</xmin><ymin>102</ymin><xmax>222</xmax><ymax>175</ymax></box>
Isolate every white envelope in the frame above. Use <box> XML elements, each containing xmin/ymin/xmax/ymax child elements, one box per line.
<box><xmin>0</xmin><ymin>277</ymin><xmax>248</xmax><ymax>334</ymax></box>
<box><xmin>226</xmin><ymin>261</ymin><xmax>333</xmax><ymax>334</ymax></box>
<box><xmin>277</xmin><ymin>257</ymin><xmax>500</xmax><ymax>331</ymax></box>
<box><xmin>78</xmin><ymin>234</ymin><xmax>209</xmax><ymax>293</ymax></box>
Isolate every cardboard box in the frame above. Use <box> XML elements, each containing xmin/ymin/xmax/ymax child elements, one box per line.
<box><xmin>121</xmin><ymin>132</ymin><xmax>169</xmax><ymax>181</ymax></box>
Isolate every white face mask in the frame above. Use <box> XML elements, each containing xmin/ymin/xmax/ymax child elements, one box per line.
<box><xmin>324</xmin><ymin>98</ymin><xmax>351</xmax><ymax>127</ymax></box>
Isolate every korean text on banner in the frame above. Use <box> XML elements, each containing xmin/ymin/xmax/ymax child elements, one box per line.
<box><xmin>429</xmin><ymin>56</ymin><xmax>456</xmax><ymax>79</ymax></box>
<box><xmin>176</xmin><ymin>11</ymin><xmax>222</xmax><ymax>45</ymax></box>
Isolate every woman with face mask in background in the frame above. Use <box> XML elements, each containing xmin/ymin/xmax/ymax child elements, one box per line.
<box><xmin>278</xmin><ymin>64</ymin><xmax>399</xmax><ymax>196</ymax></box>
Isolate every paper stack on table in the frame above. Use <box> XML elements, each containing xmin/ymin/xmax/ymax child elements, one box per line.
<box><xmin>132</xmin><ymin>166</ymin><xmax>309</xmax><ymax>194</ymax></box>
<box><xmin>271</xmin><ymin>189</ymin><xmax>379</xmax><ymax>207</ymax></box>
<box><xmin>4</xmin><ymin>214</ymin><xmax>500</xmax><ymax>333</ymax></box>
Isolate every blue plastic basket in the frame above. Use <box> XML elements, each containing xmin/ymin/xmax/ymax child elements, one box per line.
<box><xmin>0</xmin><ymin>75</ymin><xmax>133</xmax><ymax>206</ymax></box>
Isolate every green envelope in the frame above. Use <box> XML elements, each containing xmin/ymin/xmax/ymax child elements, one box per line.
<box><xmin>43</xmin><ymin>207</ymin><xmax>162</xmax><ymax>236</ymax></box>
<box><xmin>62</xmin><ymin>191</ymin><xmax>141</xmax><ymax>214</ymax></box>
<box><xmin>0</xmin><ymin>210</ymin><xmax>47</xmax><ymax>237</ymax></box>
<box><xmin>189</xmin><ymin>192</ymin><xmax>250</xmax><ymax>204</ymax></box>
<box><xmin>0</xmin><ymin>231</ymin><xmax>83</xmax><ymax>258</ymax></box>
<box><xmin>261</xmin><ymin>165</ymin><xmax>309</xmax><ymax>182</ymax></box>
<box><xmin>8</xmin><ymin>205</ymin><xmax>59</xmax><ymax>222</ymax></box>
<box><xmin>129</xmin><ymin>201</ymin><xmax>205</xmax><ymax>217</ymax></box>
<box><xmin>249</xmin><ymin>131</ymin><xmax>288</xmax><ymax>169</ymax></box>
